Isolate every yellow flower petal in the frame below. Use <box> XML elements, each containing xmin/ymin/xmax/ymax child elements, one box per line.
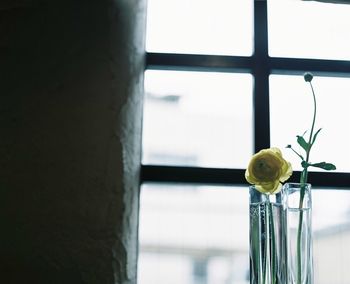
<box><xmin>255</xmin><ymin>180</ymin><xmax>282</xmax><ymax>194</ymax></box>
<box><xmin>245</xmin><ymin>147</ymin><xmax>293</xmax><ymax>194</ymax></box>
<box><xmin>280</xmin><ymin>161</ymin><xmax>293</xmax><ymax>182</ymax></box>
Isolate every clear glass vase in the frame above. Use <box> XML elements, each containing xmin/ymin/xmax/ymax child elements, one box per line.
<box><xmin>249</xmin><ymin>186</ymin><xmax>287</xmax><ymax>284</ymax></box>
<box><xmin>283</xmin><ymin>183</ymin><xmax>313</xmax><ymax>284</ymax></box>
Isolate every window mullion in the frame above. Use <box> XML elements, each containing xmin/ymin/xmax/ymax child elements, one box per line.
<box><xmin>253</xmin><ymin>0</ymin><xmax>271</xmax><ymax>153</ymax></box>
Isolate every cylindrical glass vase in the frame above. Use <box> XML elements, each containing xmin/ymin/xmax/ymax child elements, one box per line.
<box><xmin>249</xmin><ymin>186</ymin><xmax>287</xmax><ymax>284</ymax></box>
<box><xmin>283</xmin><ymin>183</ymin><xmax>313</xmax><ymax>284</ymax></box>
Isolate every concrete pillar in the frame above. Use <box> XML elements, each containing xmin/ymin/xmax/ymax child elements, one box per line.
<box><xmin>0</xmin><ymin>0</ymin><xmax>146</xmax><ymax>283</ymax></box>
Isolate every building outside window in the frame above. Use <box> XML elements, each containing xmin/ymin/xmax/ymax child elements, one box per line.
<box><xmin>138</xmin><ymin>1</ymin><xmax>350</xmax><ymax>283</ymax></box>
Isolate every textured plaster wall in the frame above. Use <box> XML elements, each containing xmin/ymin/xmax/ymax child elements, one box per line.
<box><xmin>0</xmin><ymin>0</ymin><xmax>146</xmax><ymax>283</ymax></box>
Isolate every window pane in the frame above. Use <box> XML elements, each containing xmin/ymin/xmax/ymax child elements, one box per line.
<box><xmin>138</xmin><ymin>184</ymin><xmax>250</xmax><ymax>284</ymax></box>
<box><xmin>142</xmin><ymin>70</ymin><xmax>253</xmax><ymax>168</ymax></box>
<box><xmin>270</xmin><ymin>75</ymin><xmax>350</xmax><ymax>172</ymax></box>
<box><xmin>146</xmin><ymin>0</ymin><xmax>253</xmax><ymax>56</ymax></box>
<box><xmin>313</xmin><ymin>189</ymin><xmax>350</xmax><ymax>284</ymax></box>
<box><xmin>268</xmin><ymin>0</ymin><xmax>350</xmax><ymax>60</ymax></box>
<box><xmin>138</xmin><ymin>185</ymin><xmax>350</xmax><ymax>284</ymax></box>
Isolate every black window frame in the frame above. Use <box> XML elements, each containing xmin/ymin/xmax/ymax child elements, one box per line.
<box><xmin>141</xmin><ymin>0</ymin><xmax>350</xmax><ymax>189</ymax></box>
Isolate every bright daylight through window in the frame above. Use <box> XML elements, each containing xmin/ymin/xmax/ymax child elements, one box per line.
<box><xmin>139</xmin><ymin>0</ymin><xmax>350</xmax><ymax>284</ymax></box>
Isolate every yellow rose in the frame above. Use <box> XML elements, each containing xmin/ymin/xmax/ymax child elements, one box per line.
<box><xmin>245</xmin><ymin>147</ymin><xmax>292</xmax><ymax>194</ymax></box>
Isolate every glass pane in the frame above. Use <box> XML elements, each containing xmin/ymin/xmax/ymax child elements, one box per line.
<box><xmin>313</xmin><ymin>188</ymin><xmax>350</xmax><ymax>284</ymax></box>
<box><xmin>138</xmin><ymin>184</ymin><xmax>250</xmax><ymax>284</ymax></box>
<box><xmin>268</xmin><ymin>0</ymin><xmax>350</xmax><ymax>60</ymax></box>
<box><xmin>270</xmin><ymin>75</ymin><xmax>350</xmax><ymax>172</ymax></box>
<box><xmin>142</xmin><ymin>70</ymin><xmax>253</xmax><ymax>168</ymax></box>
<box><xmin>146</xmin><ymin>0</ymin><xmax>253</xmax><ymax>56</ymax></box>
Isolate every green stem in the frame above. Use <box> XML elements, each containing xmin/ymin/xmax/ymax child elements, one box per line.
<box><xmin>296</xmin><ymin>80</ymin><xmax>317</xmax><ymax>284</ymax></box>
<box><xmin>264</xmin><ymin>197</ymin><xmax>271</xmax><ymax>284</ymax></box>
<box><xmin>262</xmin><ymin>201</ymin><xmax>270</xmax><ymax>284</ymax></box>
<box><xmin>307</xmin><ymin>81</ymin><xmax>317</xmax><ymax>155</ymax></box>
<box><xmin>269</xmin><ymin>200</ymin><xmax>277</xmax><ymax>284</ymax></box>
<box><xmin>296</xmin><ymin>182</ymin><xmax>306</xmax><ymax>284</ymax></box>
<box><xmin>296</xmin><ymin>211</ymin><xmax>304</xmax><ymax>284</ymax></box>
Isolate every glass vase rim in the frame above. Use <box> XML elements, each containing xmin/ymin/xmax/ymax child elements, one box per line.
<box><xmin>283</xmin><ymin>182</ymin><xmax>311</xmax><ymax>187</ymax></box>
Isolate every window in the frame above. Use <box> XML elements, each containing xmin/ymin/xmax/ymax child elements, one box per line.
<box><xmin>139</xmin><ymin>1</ymin><xmax>350</xmax><ymax>284</ymax></box>
<box><xmin>142</xmin><ymin>70</ymin><xmax>253</xmax><ymax>168</ymax></box>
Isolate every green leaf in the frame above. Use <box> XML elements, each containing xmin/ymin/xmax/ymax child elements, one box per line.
<box><xmin>297</xmin><ymin>135</ymin><xmax>310</xmax><ymax>151</ymax></box>
<box><xmin>311</xmin><ymin>128</ymin><xmax>322</xmax><ymax>146</ymax></box>
<box><xmin>310</xmin><ymin>162</ymin><xmax>336</xmax><ymax>171</ymax></box>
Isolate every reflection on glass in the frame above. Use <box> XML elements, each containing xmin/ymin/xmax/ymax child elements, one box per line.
<box><xmin>146</xmin><ymin>0</ymin><xmax>253</xmax><ymax>56</ymax></box>
<box><xmin>138</xmin><ymin>185</ymin><xmax>350</xmax><ymax>284</ymax></box>
<box><xmin>268</xmin><ymin>0</ymin><xmax>350</xmax><ymax>60</ymax></box>
<box><xmin>142</xmin><ymin>70</ymin><xmax>253</xmax><ymax>168</ymax></box>
<box><xmin>270</xmin><ymin>75</ymin><xmax>350</xmax><ymax>172</ymax></box>
<box><xmin>138</xmin><ymin>184</ymin><xmax>250</xmax><ymax>284</ymax></box>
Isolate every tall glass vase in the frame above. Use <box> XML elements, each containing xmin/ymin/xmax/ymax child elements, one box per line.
<box><xmin>283</xmin><ymin>183</ymin><xmax>313</xmax><ymax>284</ymax></box>
<box><xmin>249</xmin><ymin>186</ymin><xmax>287</xmax><ymax>284</ymax></box>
